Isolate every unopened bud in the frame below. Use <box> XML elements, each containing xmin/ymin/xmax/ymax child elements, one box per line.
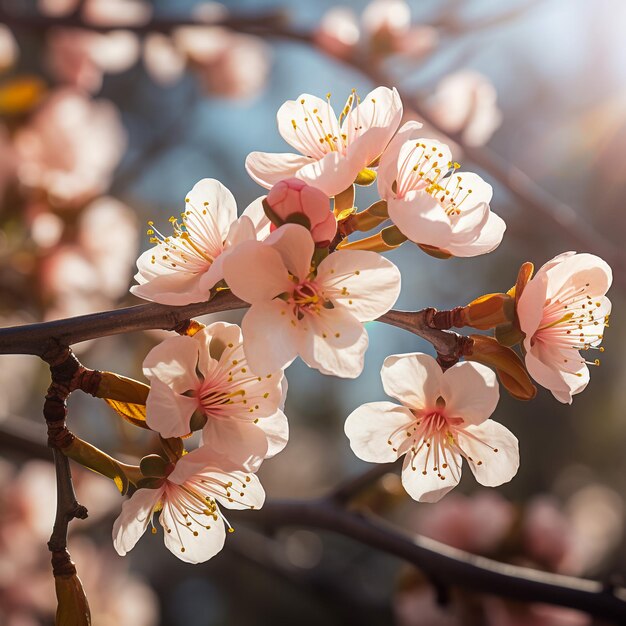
<box><xmin>53</xmin><ymin>552</ymin><xmax>91</xmax><ymax>626</ymax></box>
<box><xmin>466</xmin><ymin>334</ymin><xmax>536</xmax><ymax>401</ymax></box>
<box><xmin>264</xmin><ymin>178</ymin><xmax>337</xmax><ymax>245</ymax></box>
<box><xmin>463</xmin><ymin>292</ymin><xmax>515</xmax><ymax>330</ymax></box>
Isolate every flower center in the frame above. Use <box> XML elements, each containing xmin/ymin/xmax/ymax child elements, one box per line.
<box><xmin>534</xmin><ymin>281</ymin><xmax>609</xmax><ymax>372</ymax></box>
<box><xmin>386</xmin><ymin>409</ymin><xmax>498</xmax><ymax>480</ymax></box>
<box><xmin>287</xmin><ymin>279</ymin><xmax>331</xmax><ymax>320</ymax></box>
<box><xmin>145</xmin><ymin>197</ymin><xmax>225</xmax><ymax>273</ymax></box>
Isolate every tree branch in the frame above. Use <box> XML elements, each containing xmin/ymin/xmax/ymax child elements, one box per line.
<box><xmin>234</xmin><ymin>499</ymin><xmax>626</xmax><ymax>623</ymax></box>
<box><xmin>0</xmin><ymin>292</ymin><xmax>470</xmax><ymax>364</ymax></box>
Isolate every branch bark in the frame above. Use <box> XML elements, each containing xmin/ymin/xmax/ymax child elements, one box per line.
<box><xmin>0</xmin><ymin>293</ymin><xmax>470</xmax><ymax>364</ymax></box>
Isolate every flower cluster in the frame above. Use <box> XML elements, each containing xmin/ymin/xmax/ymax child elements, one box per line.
<box><xmin>111</xmin><ymin>85</ymin><xmax>613</xmax><ymax>562</ymax></box>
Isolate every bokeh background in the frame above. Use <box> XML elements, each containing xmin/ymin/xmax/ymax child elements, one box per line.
<box><xmin>1</xmin><ymin>0</ymin><xmax>625</xmax><ymax>624</ymax></box>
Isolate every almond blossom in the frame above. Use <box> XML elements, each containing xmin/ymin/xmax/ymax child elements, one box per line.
<box><xmin>131</xmin><ymin>178</ymin><xmax>270</xmax><ymax>305</ymax></box>
<box><xmin>377</xmin><ymin>121</ymin><xmax>505</xmax><ymax>256</ymax></box>
<box><xmin>246</xmin><ymin>86</ymin><xmax>403</xmax><ymax>197</ymax></box>
<box><xmin>143</xmin><ymin>322</ymin><xmax>288</xmax><ymax>469</ymax></box>
<box><xmin>516</xmin><ymin>252</ymin><xmax>612</xmax><ymax>404</ymax></box>
<box><xmin>112</xmin><ymin>446</ymin><xmax>264</xmax><ymax>564</ymax></box>
<box><xmin>223</xmin><ymin>224</ymin><xmax>401</xmax><ymax>378</ymax></box>
<box><xmin>345</xmin><ymin>353</ymin><xmax>519</xmax><ymax>502</ymax></box>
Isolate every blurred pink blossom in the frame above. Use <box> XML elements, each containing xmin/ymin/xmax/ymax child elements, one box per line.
<box><xmin>40</xmin><ymin>196</ymin><xmax>137</xmax><ymax>318</ymax></box>
<box><xmin>416</xmin><ymin>491</ymin><xmax>514</xmax><ymax>554</ymax></box>
<box><xmin>82</xmin><ymin>0</ymin><xmax>152</xmax><ymax>27</ymax></box>
<box><xmin>174</xmin><ymin>26</ymin><xmax>271</xmax><ymax>99</ymax></box>
<box><xmin>428</xmin><ymin>71</ymin><xmax>503</xmax><ymax>147</ymax></box>
<box><xmin>47</xmin><ymin>29</ymin><xmax>140</xmax><ymax>93</ymax></box>
<box><xmin>362</xmin><ymin>0</ymin><xmax>411</xmax><ymax>39</ymax></box>
<box><xmin>143</xmin><ymin>33</ymin><xmax>186</xmax><ymax>86</ymax></box>
<box><xmin>14</xmin><ymin>90</ymin><xmax>126</xmax><ymax>206</ymax></box>
<box><xmin>38</xmin><ymin>0</ymin><xmax>79</xmax><ymax>17</ymax></box>
<box><xmin>315</xmin><ymin>7</ymin><xmax>361</xmax><ymax>59</ymax></box>
<box><xmin>0</xmin><ymin>25</ymin><xmax>18</xmax><ymax>71</ymax></box>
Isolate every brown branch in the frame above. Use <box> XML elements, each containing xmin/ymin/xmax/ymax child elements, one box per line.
<box><xmin>233</xmin><ymin>499</ymin><xmax>626</xmax><ymax>623</ymax></box>
<box><xmin>0</xmin><ymin>293</ymin><xmax>470</xmax><ymax>365</ymax></box>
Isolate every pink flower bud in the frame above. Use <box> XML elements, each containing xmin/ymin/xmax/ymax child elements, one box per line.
<box><xmin>266</xmin><ymin>178</ymin><xmax>337</xmax><ymax>246</ymax></box>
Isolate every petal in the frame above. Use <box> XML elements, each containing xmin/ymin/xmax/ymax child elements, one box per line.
<box><xmin>388</xmin><ymin>194</ymin><xmax>452</xmax><ymax>248</ymax></box>
<box><xmin>381</xmin><ymin>352</ymin><xmax>442</xmax><ymax>410</ymax></box>
<box><xmin>317</xmin><ymin>249</ymin><xmax>401</xmax><ymax>321</ymax></box>
<box><xmin>264</xmin><ymin>223</ymin><xmax>314</xmax><ymax>282</ymax></box>
<box><xmin>160</xmin><ymin>484</ymin><xmax>226</xmax><ymax>564</ymax></box>
<box><xmin>146</xmin><ymin>378</ymin><xmax>199</xmax><ymax>438</ymax></box>
<box><xmin>401</xmin><ymin>446</ymin><xmax>462</xmax><ymax>503</ymax></box>
<box><xmin>204</xmin><ymin>469</ymin><xmax>266</xmax><ymax>511</ymax></box>
<box><xmin>543</xmin><ymin>252</ymin><xmax>613</xmax><ymax>301</ymax></box>
<box><xmin>131</xmin><ymin>264</ymin><xmax>218</xmax><ymax>305</ymax></box>
<box><xmin>447</xmin><ymin>210</ymin><xmax>506</xmax><ymax>257</ymax></box>
<box><xmin>457</xmin><ymin>420</ymin><xmax>519</xmax><ymax>487</ymax></box>
<box><xmin>245</xmin><ymin>151</ymin><xmax>313</xmax><ymax>190</ymax></box>
<box><xmin>222</xmin><ymin>239</ymin><xmax>292</xmax><ymax>303</ymax></box>
<box><xmin>241</xmin><ymin>300</ymin><xmax>299</xmax><ymax>375</ymax></box>
<box><xmin>517</xmin><ymin>273</ymin><xmax>549</xmax><ymax>339</ymax></box>
<box><xmin>200</xmin><ymin>419</ymin><xmax>269</xmax><ymax>471</ymax></box>
<box><xmin>185</xmin><ymin>178</ymin><xmax>237</xmax><ymax>242</ymax></box>
<box><xmin>440</xmin><ymin>361</ymin><xmax>499</xmax><ymax>426</ymax></box>
<box><xmin>296</xmin><ymin>150</ymin><xmax>362</xmax><ymax>197</ymax></box>
<box><xmin>225</xmin><ymin>215</ymin><xmax>256</xmax><ymax>249</ymax></box>
<box><xmin>524</xmin><ymin>343</ymin><xmax>589</xmax><ymax>404</ymax></box>
<box><xmin>342</xmin><ymin>86</ymin><xmax>403</xmax><ymax>166</ymax></box>
<box><xmin>256</xmin><ymin>409</ymin><xmax>289</xmax><ymax>458</ymax></box>
<box><xmin>277</xmin><ymin>93</ymin><xmax>341</xmax><ymax>158</ymax></box>
<box><xmin>112</xmin><ymin>487</ymin><xmax>162</xmax><ymax>556</ymax></box>
<box><xmin>194</xmin><ymin>321</ymin><xmax>242</xmax><ymax>378</ymax></box>
<box><xmin>377</xmin><ymin>120</ymin><xmax>424</xmax><ymax>199</ymax></box>
<box><xmin>143</xmin><ymin>335</ymin><xmax>200</xmax><ymax>393</ymax></box>
<box><xmin>241</xmin><ymin>195</ymin><xmax>272</xmax><ymax>240</ymax></box>
<box><xmin>298</xmin><ymin>306</ymin><xmax>368</xmax><ymax>378</ymax></box>
<box><xmin>344</xmin><ymin>401</ymin><xmax>414</xmax><ymax>462</ymax></box>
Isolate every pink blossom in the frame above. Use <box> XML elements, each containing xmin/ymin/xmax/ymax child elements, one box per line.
<box><xmin>143</xmin><ymin>322</ymin><xmax>288</xmax><ymax>468</ymax></box>
<box><xmin>345</xmin><ymin>353</ymin><xmax>519</xmax><ymax>502</ymax></box>
<box><xmin>315</xmin><ymin>7</ymin><xmax>361</xmax><ymax>58</ymax></box>
<box><xmin>416</xmin><ymin>491</ymin><xmax>514</xmax><ymax>553</ymax></box>
<box><xmin>131</xmin><ymin>178</ymin><xmax>270</xmax><ymax>305</ymax></box>
<box><xmin>173</xmin><ymin>26</ymin><xmax>271</xmax><ymax>99</ymax></box>
<box><xmin>377</xmin><ymin>121</ymin><xmax>505</xmax><ymax>256</ymax></box>
<box><xmin>362</xmin><ymin>0</ymin><xmax>411</xmax><ymax>39</ymax></box>
<box><xmin>112</xmin><ymin>446</ymin><xmax>265</xmax><ymax>564</ymax></box>
<box><xmin>223</xmin><ymin>224</ymin><xmax>401</xmax><ymax>378</ymax></box>
<box><xmin>82</xmin><ymin>0</ymin><xmax>152</xmax><ymax>26</ymax></box>
<box><xmin>47</xmin><ymin>28</ymin><xmax>140</xmax><ymax>93</ymax></box>
<box><xmin>0</xmin><ymin>25</ymin><xmax>18</xmax><ymax>71</ymax></box>
<box><xmin>428</xmin><ymin>70</ymin><xmax>502</xmax><ymax>147</ymax></box>
<box><xmin>516</xmin><ymin>252</ymin><xmax>612</xmax><ymax>403</ymax></box>
<box><xmin>246</xmin><ymin>86</ymin><xmax>403</xmax><ymax>197</ymax></box>
<box><xmin>143</xmin><ymin>33</ymin><xmax>186</xmax><ymax>86</ymax></box>
<box><xmin>14</xmin><ymin>90</ymin><xmax>126</xmax><ymax>205</ymax></box>
<box><xmin>266</xmin><ymin>178</ymin><xmax>337</xmax><ymax>245</ymax></box>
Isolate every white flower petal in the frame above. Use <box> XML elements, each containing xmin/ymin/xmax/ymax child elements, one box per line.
<box><xmin>185</xmin><ymin>178</ymin><xmax>237</xmax><ymax>243</ymax></box>
<box><xmin>241</xmin><ymin>300</ymin><xmax>299</xmax><ymax>375</ymax></box>
<box><xmin>299</xmin><ymin>306</ymin><xmax>368</xmax><ymax>378</ymax></box>
<box><xmin>316</xmin><ymin>249</ymin><xmax>401</xmax><ymax>321</ymax></box>
<box><xmin>112</xmin><ymin>487</ymin><xmax>163</xmax><ymax>556</ymax></box>
<box><xmin>265</xmin><ymin>224</ymin><xmax>314</xmax><ymax>282</ymax></box>
<box><xmin>381</xmin><ymin>352</ymin><xmax>442</xmax><ymax>410</ymax></box>
<box><xmin>245</xmin><ymin>151</ymin><xmax>313</xmax><ymax>189</ymax></box>
<box><xmin>440</xmin><ymin>361</ymin><xmax>499</xmax><ymax>426</ymax></box>
<box><xmin>222</xmin><ymin>240</ymin><xmax>292</xmax><ymax>303</ymax></box>
<box><xmin>143</xmin><ymin>335</ymin><xmax>200</xmax><ymax>393</ymax></box>
<box><xmin>457</xmin><ymin>420</ymin><xmax>519</xmax><ymax>487</ymax></box>
<box><xmin>146</xmin><ymin>378</ymin><xmax>199</xmax><ymax>438</ymax></box>
<box><xmin>401</xmin><ymin>446</ymin><xmax>462</xmax><ymax>503</ymax></box>
<box><xmin>160</xmin><ymin>485</ymin><xmax>226</xmax><ymax>564</ymax></box>
<box><xmin>256</xmin><ymin>409</ymin><xmax>289</xmax><ymax>458</ymax></box>
<box><xmin>345</xmin><ymin>401</ymin><xmax>414</xmax><ymax>463</ymax></box>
